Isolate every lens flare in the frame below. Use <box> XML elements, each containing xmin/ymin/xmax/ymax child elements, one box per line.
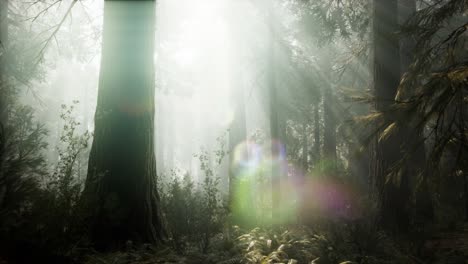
<box><xmin>232</xmin><ymin>140</ymin><xmax>262</xmax><ymax>172</ymax></box>
<box><xmin>297</xmin><ymin>176</ymin><xmax>362</xmax><ymax>221</ymax></box>
<box><xmin>267</xmin><ymin>140</ymin><xmax>286</xmax><ymax>162</ymax></box>
<box><xmin>231</xmin><ymin>139</ymin><xmax>298</xmax><ymax>226</ymax></box>
<box><xmin>230</xmin><ymin>139</ymin><xmax>361</xmax><ymax>227</ymax></box>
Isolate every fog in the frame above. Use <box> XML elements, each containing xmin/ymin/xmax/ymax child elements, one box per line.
<box><xmin>3</xmin><ymin>0</ymin><xmax>467</xmax><ymax>260</ymax></box>
<box><xmin>18</xmin><ymin>0</ymin><xmax>335</xmax><ymax>188</ymax></box>
<box><xmin>10</xmin><ymin>0</ymin><xmax>374</xmax><ymax>216</ymax></box>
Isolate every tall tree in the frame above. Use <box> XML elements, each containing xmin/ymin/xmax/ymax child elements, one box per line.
<box><xmin>0</xmin><ymin>0</ymin><xmax>8</xmax><ymax>125</ymax></box>
<box><xmin>267</xmin><ymin>2</ymin><xmax>282</xmax><ymax>223</ymax></box>
<box><xmin>372</xmin><ymin>0</ymin><xmax>409</xmax><ymax>231</ymax></box>
<box><xmin>321</xmin><ymin>50</ymin><xmax>337</xmax><ymax>171</ymax></box>
<box><xmin>83</xmin><ymin>0</ymin><xmax>165</xmax><ymax>246</ymax></box>
<box><xmin>399</xmin><ymin>0</ymin><xmax>433</xmax><ymax>223</ymax></box>
<box><xmin>301</xmin><ymin>123</ymin><xmax>308</xmax><ymax>171</ymax></box>
<box><xmin>0</xmin><ymin>0</ymin><xmax>8</xmax><ymax>212</ymax></box>
<box><xmin>323</xmin><ymin>87</ymin><xmax>337</xmax><ymax>165</ymax></box>
<box><xmin>311</xmin><ymin>98</ymin><xmax>321</xmax><ymax>167</ymax></box>
<box><xmin>228</xmin><ymin>82</ymin><xmax>247</xmax><ymax>203</ymax></box>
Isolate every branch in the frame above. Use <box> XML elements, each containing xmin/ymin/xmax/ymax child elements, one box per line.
<box><xmin>34</xmin><ymin>0</ymin><xmax>78</xmax><ymax>66</ymax></box>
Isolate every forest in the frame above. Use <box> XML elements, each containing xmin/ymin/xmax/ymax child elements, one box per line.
<box><xmin>0</xmin><ymin>0</ymin><xmax>467</xmax><ymax>263</ymax></box>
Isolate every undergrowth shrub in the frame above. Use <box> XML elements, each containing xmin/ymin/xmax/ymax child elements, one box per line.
<box><xmin>0</xmin><ymin>99</ymin><xmax>47</xmax><ymax>245</ymax></box>
<box><xmin>160</xmin><ymin>171</ymin><xmax>227</xmax><ymax>253</ymax></box>
<box><xmin>33</xmin><ymin>101</ymin><xmax>91</xmax><ymax>251</ymax></box>
<box><xmin>0</xmin><ymin>100</ymin><xmax>91</xmax><ymax>262</ymax></box>
<box><xmin>160</xmin><ymin>137</ymin><xmax>228</xmax><ymax>254</ymax></box>
<box><xmin>235</xmin><ymin>226</ymin><xmax>350</xmax><ymax>263</ymax></box>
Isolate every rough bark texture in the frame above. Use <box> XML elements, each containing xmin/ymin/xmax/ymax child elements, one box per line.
<box><xmin>83</xmin><ymin>0</ymin><xmax>165</xmax><ymax>247</ymax></box>
<box><xmin>373</xmin><ymin>0</ymin><xmax>410</xmax><ymax>232</ymax></box>
<box><xmin>0</xmin><ymin>0</ymin><xmax>8</xmax><ymax>125</ymax></box>
<box><xmin>0</xmin><ymin>0</ymin><xmax>8</xmax><ymax>211</ymax></box>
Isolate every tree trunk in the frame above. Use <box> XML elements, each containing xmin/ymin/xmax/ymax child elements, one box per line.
<box><xmin>269</xmin><ymin>75</ymin><xmax>281</xmax><ymax>223</ymax></box>
<box><xmin>0</xmin><ymin>0</ymin><xmax>8</xmax><ymax>125</ymax></box>
<box><xmin>228</xmin><ymin>90</ymin><xmax>247</xmax><ymax>202</ymax></box>
<box><xmin>323</xmin><ymin>87</ymin><xmax>336</xmax><ymax>167</ymax></box>
<box><xmin>373</xmin><ymin>0</ymin><xmax>409</xmax><ymax>232</ymax></box>
<box><xmin>399</xmin><ymin>0</ymin><xmax>416</xmax><ymax>75</ymax></box>
<box><xmin>227</xmin><ymin>4</ymin><xmax>247</xmax><ymax>199</ymax></box>
<box><xmin>302</xmin><ymin>123</ymin><xmax>308</xmax><ymax>171</ymax></box>
<box><xmin>312</xmin><ymin>101</ymin><xmax>320</xmax><ymax>167</ymax></box>
<box><xmin>399</xmin><ymin>0</ymin><xmax>434</xmax><ymax>224</ymax></box>
<box><xmin>267</xmin><ymin>7</ymin><xmax>281</xmax><ymax>224</ymax></box>
<box><xmin>0</xmin><ymin>0</ymin><xmax>8</xmax><ymax>211</ymax></box>
<box><xmin>83</xmin><ymin>0</ymin><xmax>165</xmax><ymax>247</ymax></box>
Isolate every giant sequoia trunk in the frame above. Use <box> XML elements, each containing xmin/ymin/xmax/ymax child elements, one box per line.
<box><xmin>372</xmin><ymin>0</ymin><xmax>409</xmax><ymax>232</ymax></box>
<box><xmin>0</xmin><ymin>0</ymin><xmax>8</xmax><ymax>125</ymax></box>
<box><xmin>0</xmin><ymin>0</ymin><xmax>8</xmax><ymax>210</ymax></box>
<box><xmin>83</xmin><ymin>0</ymin><xmax>165</xmax><ymax>246</ymax></box>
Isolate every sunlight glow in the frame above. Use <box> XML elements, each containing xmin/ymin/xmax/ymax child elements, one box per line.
<box><xmin>155</xmin><ymin>0</ymin><xmax>234</xmax><ymax>177</ymax></box>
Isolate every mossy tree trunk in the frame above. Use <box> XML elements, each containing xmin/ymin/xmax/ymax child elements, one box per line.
<box><xmin>83</xmin><ymin>0</ymin><xmax>165</xmax><ymax>247</ymax></box>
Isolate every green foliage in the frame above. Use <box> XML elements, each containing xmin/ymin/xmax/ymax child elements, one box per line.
<box><xmin>47</xmin><ymin>101</ymin><xmax>90</xmax><ymax>218</ymax></box>
<box><xmin>290</xmin><ymin>0</ymin><xmax>371</xmax><ymax>42</ymax></box>
<box><xmin>234</xmin><ymin>226</ymin><xmax>325</xmax><ymax>263</ymax></box>
<box><xmin>0</xmin><ymin>100</ymin><xmax>91</xmax><ymax>261</ymax></box>
<box><xmin>80</xmin><ymin>222</ymin><xmax>418</xmax><ymax>264</ymax></box>
<box><xmin>358</xmin><ymin>0</ymin><xmax>468</xmax><ymax>179</ymax></box>
<box><xmin>0</xmin><ymin>96</ymin><xmax>47</xmax><ymax>231</ymax></box>
<box><xmin>160</xmin><ymin>138</ymin><xmax>228</xmax><ymax>254</ymax></box>
<box><xmin>323</xmin><ymin>219</ymin><xmax>415</xmax><ymax>264</ymax></box>
<box><xmin>230</xmin><ymin>222</ymin><xmax>415</xmax><ymax>264</ymax></box>
<box><xmin>34</xmin><ymin>101</ymin><xmax>91</xmax><ymax>248</ymax></box>
<box><xmin>160</xmin><ymin>171</ymin><xmax>195</xmax><ymax>252</ymax></box>
<box><xmin>160</xmin><ymin>171</ymin><xmax>227</xmax><ymax>253</ymax></box>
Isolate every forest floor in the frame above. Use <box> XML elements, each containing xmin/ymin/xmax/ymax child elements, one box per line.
<box><xmin>2</xmin><ymin>224</ymin><xmax>467</xmax><ymax>264</ymax></box>
<box><xmin>78</xmin><ymin>225</ymin><xmax>468</xmax><ymax>264</ymax></box>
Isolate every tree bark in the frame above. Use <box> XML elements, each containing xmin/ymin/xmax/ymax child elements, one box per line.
<box><xmin>0</xmin><ymin>0</ymin><xmax>8</xmax><ymax>126</ymax></box>
<box><xmin>83</xmin><ymin>0</ymin><xmax>165</xmax><ymax>247</ymax></box>
<box><xmin>228</xmin><ymin>90</ymin><xmax>247</xmax><ymax>202</ymax></box>
<box><xmin>399</xmin><ymin>0</ymin><xmax>434</xmax><ymax>224</ymax></box>
<box><xmin>373</xmin><ymin>0</ymin><xmax>409</xmax><ymax>232</ymax></box>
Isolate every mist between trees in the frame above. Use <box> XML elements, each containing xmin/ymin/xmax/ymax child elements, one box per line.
<box><xmin>0</xmin><ymin>0</ymin><xmax>467</xmax><ymax>263</ymax></box>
